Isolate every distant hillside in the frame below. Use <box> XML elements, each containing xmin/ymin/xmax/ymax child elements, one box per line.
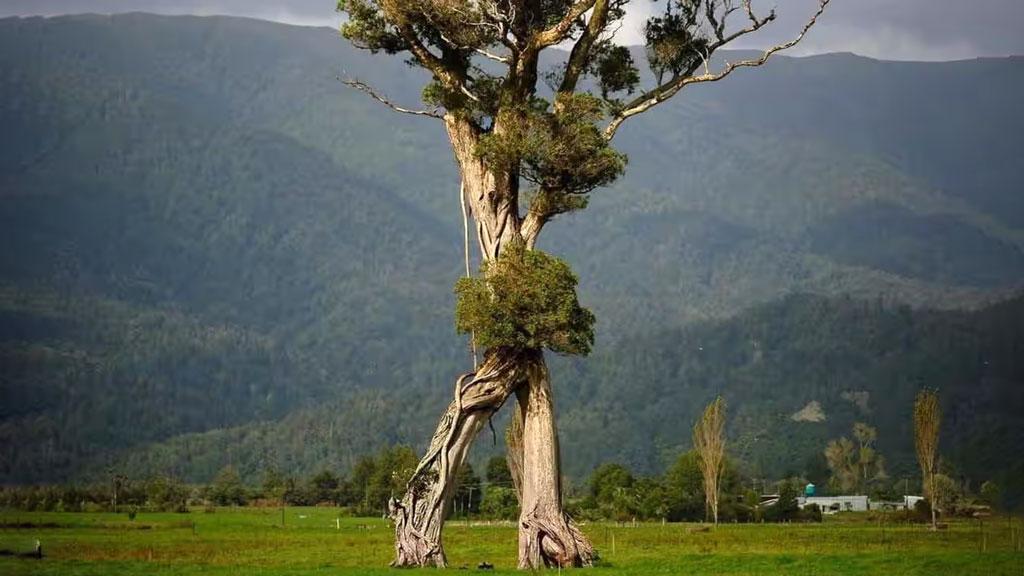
<box><xmin>558</xmin><ymin>293</ymin><xmax>1024</xmax><ymax>498</ymax></box>
<box><xmin>105</xmin><ymin>292</ymin><xmax>1024</xmax><ymax>511</ymax></box>
<box><xmin>0</xmin><ymin>14</ymin><xmax>1022</xmax><ymax>501</ymax></box>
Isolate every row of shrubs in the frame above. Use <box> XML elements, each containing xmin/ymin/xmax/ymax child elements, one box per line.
<box><xmin>4</xmin><ymin>446</ymin><xmax>981</xmax><ymax>524</ymax></box>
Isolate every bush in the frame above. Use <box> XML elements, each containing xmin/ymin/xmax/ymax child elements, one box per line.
<box><xmin>207</xmin><ymin>466</ymin><xmax>247</xmax><ymax>506</ymax></box>
<box><xmin>912</xmin><ymin>499</ymin><xmax>932</xmax><ymax>522</ymax></box>
<box><xmin>764</xmin><ymin>482</ymin><xmax>800</xmax><ymax>522</ymax></box>
<box><xmin>147</xmin><ymin>476</ymin><xmax>190</xmax><ymax>513</ymax></box>
<box><xmin>480</xmin><ymin>486</ymin><xmax>518</xmax><ymax>520</ymax></box>
<box><xmin>801</xmin><ymin>503</ymin><xmax>823</xmax><ymax>523</ymax></box>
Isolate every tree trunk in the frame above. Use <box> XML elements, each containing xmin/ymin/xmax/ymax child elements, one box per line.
<box><xmin>445</xmin><ymin>117</ymin><xmax>521</xmax><ymax>262</ymax></box>
<box><xmin>515</xmin><ymin>350</ymin><xmax>594</xmax><ymax>569</ymax></box>
<box><xmin>392</xmin><ymin>116</ymin><xmax>587</xmax><ymax>568</ymax></box>
<box><xmin>390</xmin><ymin>350</ymin><xmax>526</xmax><ymax>567</ymax></box>
<box><xmin>929</xmin><ymin>472</ymin><xmax>938</xmax><ymax>530</ymax></box>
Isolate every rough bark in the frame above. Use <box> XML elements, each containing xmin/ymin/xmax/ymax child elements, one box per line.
<box><xmin>506</xmin><ymin>403</ymin><xmax>525</xmax><ymax>503</ymax></box>
<box><xmin>445</xmin><ymin>116</ymin><xmax>521</xmax><ymax>262</ymax></box>
<box><xmin>390</xmin><ymin>350</ymin><xmax>526</xmax><ymax>567</ymax></box>
<box><xmin>515</xmin><ymin>351</ymin><xmax>594</xmax><ymax>569</ymax></box>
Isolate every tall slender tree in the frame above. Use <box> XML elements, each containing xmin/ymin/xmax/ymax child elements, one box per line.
<box><xmin>336</xmin><ymin>0</ymin><xmax>831</xmax><ymax>567</ymax></box>
<box><xmin>914</xmin><ymin>389</ymin><xmax>941</xmax><ymax>530</ymax></box>
<box><xmin>693</xmin><ymin>396</ymin><xmax>727</xmax><ymax>524</ymax></box>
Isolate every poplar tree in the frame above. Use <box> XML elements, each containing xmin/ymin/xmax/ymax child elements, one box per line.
<box><xmin>693</xmin><ymin>396</ymin><xmax>726</xmax><ymax>524</ymax></box>
<box><xmin>914</xmin><ymin>389</ymin><xmax>941</xmax><ymax>530</ymax></box>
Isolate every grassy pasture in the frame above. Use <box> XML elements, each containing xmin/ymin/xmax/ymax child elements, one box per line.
<box><xmin>1</xmin><ymin>507</ymin><xmax>1022</xmax><ymax>575</ymax></box>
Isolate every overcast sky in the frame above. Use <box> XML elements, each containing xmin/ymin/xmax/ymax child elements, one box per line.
<box><xmin>2</xmin><ymin>0</ymin><xmax>1022</xmax><ymax>61</ymax></box>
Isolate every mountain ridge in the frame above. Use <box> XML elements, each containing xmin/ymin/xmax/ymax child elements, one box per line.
<box><xmin>0</xmin><ymin>14</ymin><xmax>1022</xmax><ymax>503</ymax></box>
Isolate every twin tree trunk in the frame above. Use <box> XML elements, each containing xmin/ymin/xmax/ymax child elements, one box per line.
<box><xmin>389</xmin><ymin>117</ymin><xmax>592</xmax><ymax>568</ymax></box>
<box><xmin>515</xmin><ymin>355</ymin><xmax>594</xmax><ymax>568</ymax></box>
<box><xmin>390</xmin><ymin>349</ymin><xmax>592</xmax><ymax>568</ymax></box>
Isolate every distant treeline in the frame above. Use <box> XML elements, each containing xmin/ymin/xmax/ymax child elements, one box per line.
<box><xmin>2</xmin><ymin>446</ymin><xmax>1002</xmax><ymax>523</ymax></box>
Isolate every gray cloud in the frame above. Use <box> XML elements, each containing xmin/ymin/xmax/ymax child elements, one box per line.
<box><xmin>2</xmin><ymin>0</ymin><xmax>1023</xmax><ymax>61</ymax></box>
<box><xmin>0</xmin><ymin>1</ymin><xmax>343</xmax><ymax>27</ymax></box>
<box><xmin>619</xmin><ymin>0</ymin><xmax>1024</xmax><ymax>61</ymax></box>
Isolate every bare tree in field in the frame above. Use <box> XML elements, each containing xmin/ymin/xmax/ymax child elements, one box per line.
<box><xmin>825</xmin><ymin>422</ymin><xmax>886</xmax><ymax>495</ymax></box>
<box><xmin>336</xmin><ymin>0</ymin><xmax>831</xmax><ymax>567</ymax></box>
<box><xmin>914</xmin><ymin>389</ymin><xmax>941</xmax><ymax>530</ymax></box>
<box><xmin>693</xmin><ymin>396</ymin><xmax>727</xmax><ymax>524</ymax></box>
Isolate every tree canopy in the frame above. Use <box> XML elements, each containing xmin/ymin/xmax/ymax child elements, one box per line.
<box><xmin>338</xmin><ymin>0</ymin><xmax>831</xmax><ymax>248</ymax></box>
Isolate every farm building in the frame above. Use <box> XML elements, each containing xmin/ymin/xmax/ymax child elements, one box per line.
<box><xmin>797</xmin><ymin>495</ymin><xmax>869</xmax><ymax>513</ymax></box>
<box><xmin>796</xmin><ymin>495</ymin><xmax>924</xmax><ymax>514</ymax></box>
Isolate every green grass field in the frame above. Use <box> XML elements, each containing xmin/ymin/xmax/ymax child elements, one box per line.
<box><xmin>1</xmin><ymin>508</ymin><xmax>1022</xmax><ymax>575</ymax></box>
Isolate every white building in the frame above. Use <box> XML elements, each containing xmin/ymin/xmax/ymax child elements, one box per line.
<box><xmin>797</xmin><ymin>495</ymin><xmax>924</xmax><ymax>514</ymax></box>
<box><xmin>797</xmin><ymin>495</ymin><xmax>869</xmax><ymax>513</ymax></box>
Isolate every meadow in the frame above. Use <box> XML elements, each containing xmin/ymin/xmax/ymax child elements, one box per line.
<box><xmin>1</xmin><ymin>508</ymin><xmax>1022</xmax><ymax>575</ymax></box>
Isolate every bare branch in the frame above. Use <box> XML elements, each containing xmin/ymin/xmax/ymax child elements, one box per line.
<box><xmin>532</xmin><ymin>0</ymin><xmax>597</xmax><ymax>50</ymax></box>
<box><xmin>473</xmin><ymin>47</ymin><xmax>512</xmax><ymax>64</ymax></box>
<box><xmin>341</xmin><ymin>77</ymin><xmax>443</xmax><ymax>119</ymax></box>
<box><xmin>604</xmin><ymin>0</ymin><xmax>830</xmax><ymax>140</ymax></box>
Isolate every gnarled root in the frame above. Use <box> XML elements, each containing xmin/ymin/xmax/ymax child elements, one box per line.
<box><xmin>515</xmin><ymin>351</ymin><xmax>594</xmax><ymax>569</ymax></box>
<box><xmin>519</xmin><ymin>506</ymin><xmax>594</xmax><ymax>568</ymax></box>
<box><xmin>390</xmin><ymin>349</ymin><xmax>526</xmax><ymax>567</ymax></box>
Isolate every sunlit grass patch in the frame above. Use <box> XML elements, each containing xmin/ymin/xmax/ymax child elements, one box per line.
<box><xmin>2</xmin><ymin>509</ymin><xmax>1022</xmax><ymax>575</ymax></box>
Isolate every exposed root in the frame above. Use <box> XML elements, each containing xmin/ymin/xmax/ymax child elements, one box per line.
<box><xmin>390</xmin><ymin>350</ymin><xmax>526</xmax><ymax>568</ymax></box>
<box><xmin>518</xmin><ymin>506</ymin><xmax>594</xmax><ymax>569</ymax></box>
<box><xmin>515</xmin><ymin>351</ymin><xmax>594</xmax><ymax>569</ymax></box>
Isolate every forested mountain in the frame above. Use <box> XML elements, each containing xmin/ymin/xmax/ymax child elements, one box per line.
<box><xmin>1</xmin><ymin>14</ymin><xmax>1022</xmax><ymax>503</ymax></box>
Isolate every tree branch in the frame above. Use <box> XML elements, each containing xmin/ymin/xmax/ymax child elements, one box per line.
<box><xmin>387</xmin><ymin>14</ymin><xmax>472</xmax><ymax>94</ymax></box>
<box><xmin>557</xmin><ymin>0</ymin><xmax>611</xmax><ymax>98</ymax></box>
<box><xmin>420</xmin><ymin>4</ymin><xmax>513</xmax><ymax>65</ymax></box>
<box><xmin>341</xmin><ymin>77</ymin><xmax>444</xmax><ymax>119</ymax></box>
<box><xmin>532</xmin><ymin>0</ymin><xmax>597</xmax><ymax>50</ymax></box>
<box><xmin>521</xmin><ymin>208</ymin><xmax>545</xmax><ymax>249</ymax></box>
<box><xmin>604</xmin><ymin>0</ymin><xmax>830</xmax><ymax>140</ymax></box>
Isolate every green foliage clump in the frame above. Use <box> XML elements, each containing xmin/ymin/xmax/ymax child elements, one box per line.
<box><xmin>590</xmin><ymin>463</ymin><xmax>635</xmax><ymax>504</ymax></box>
<box><xmin>349</xmin><ymin>445</ymin><xmax>418</xmax><ymax>516</ymax></box>
<box><xmin>480</xmin><ymin>486</ymin><xmax>519</xmax><ymax>520</ymax></box>
<box><xmin>455</xmin><ymin>242</ymin><xmax>594</xmax><ymax>356</ymax></box>
<box><xmin>485</xmin><ymin>456</ymin><xmax>513</xmax><ymax>486</ymax></box>
<box><xmin>476</xmin><ymin>94</ymin><xmax>626</xmax><ymax>216</ymax></box>
<box><xmin>337</xmin><ymin>0</ymin><xmax>408</xmax><ymax>54</ymax></box>
<box><xmin>645</xmin><ymin>1</ymin><xmax>712</xmax><ymax>83</ymax></box>
<box><xmin>589</xmin><ymin>44</ymin><xmax>641</xmax><ymax>102</ymax></box>
<box><xmin>207</xmin><ymin>466</ymin><xmax>247</xmax><ymax>506</ymax></box>
<box><xmin>146</xmin><ymin>475</ymin><xmax>190</xmax><ymax>512</ymax></box>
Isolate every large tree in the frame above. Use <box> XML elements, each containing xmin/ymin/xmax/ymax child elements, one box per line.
<box><xmin>336</xmin><ymin>0</ymin><xmax>830</xmax><ymax>568</ymax></box>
